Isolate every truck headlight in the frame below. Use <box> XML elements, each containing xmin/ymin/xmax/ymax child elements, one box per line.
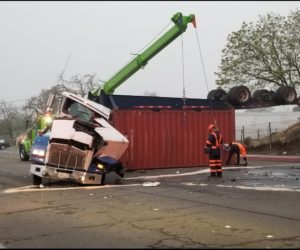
<box><xmin>32</xmin><ymin>149</ymin><xmax>46</xmax><ymax>157</ymax></box>
<box><xmin>97</xmin><ymin>163</ymin><xmax>104</xmax><ymax>170</ymax></box>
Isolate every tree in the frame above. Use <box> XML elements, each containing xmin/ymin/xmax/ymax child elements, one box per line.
<box><xmin>0</xmin><ymin>73</ymin><xmax>102</xmax><ymax>144</ymax></box>
<box><xmin>215</xmin><ymin>10</ymin><xmax>300</xmax><ymax>92</ymax></box>
<box><xmin>23</xmin><ymin>73</ymin><xmax>101</xmax><ymax>117</ymax></box>
<box><xmin>0</xmin><ymin>100</ymin><xmax>25</xmax><ymax>142</ymax></box>
<box><xmin>24</xmin><ymin>88</ymin><xmax>55</xmax><ymax>114</ymax></box>
<box><xmin>57</xmin><ymin>73</ymin><xmax>102</xmax><ymax>97</ymax></box>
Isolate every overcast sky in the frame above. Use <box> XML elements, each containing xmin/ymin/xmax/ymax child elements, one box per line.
<box><xmin>1</xmin><ymin>1</ymin><xmax>300</xmax><ymax>106</ymax></box>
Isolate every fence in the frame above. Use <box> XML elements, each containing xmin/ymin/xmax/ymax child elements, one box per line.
<box><xmin>237</xmin><ymin>122</ymin><xmax>282</xmax><ymax>141</ymax></box>
<box><xmin>235</xmin><ymin>110</ymin><xmax>300</xmax><ymax>149</ymax></box>
<box><xmin>236</xmin><ymin>118</ymin><xmax>300</xmax><ymax>150</ymax></box>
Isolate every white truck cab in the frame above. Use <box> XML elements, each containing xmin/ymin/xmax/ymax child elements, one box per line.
<box><xmin>30</xmin><ymin>91</ymin><xmax>129</xmax><ymax>185</ymax></box>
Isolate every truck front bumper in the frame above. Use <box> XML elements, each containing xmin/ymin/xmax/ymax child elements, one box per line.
<box><xmin>30</xmin><ymin>164</ymin><xmax>104</xmax><ymax>185</ymax></box>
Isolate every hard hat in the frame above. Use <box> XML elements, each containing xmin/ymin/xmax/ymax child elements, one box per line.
<box><xmin>208</xmin><ymin>124</ymin><xmax>215</xmax><ymax>132</ymax></box>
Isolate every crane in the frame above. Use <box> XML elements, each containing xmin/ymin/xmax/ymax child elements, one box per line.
<box><xmin>89</xmin><ymin>12</ymin><xmax>196</xmax><ymax>99</ymax></box>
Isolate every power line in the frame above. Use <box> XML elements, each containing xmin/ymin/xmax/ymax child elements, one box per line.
<box><xmin>0</xmin><ymin>99</ymin><xmax>28</xmax><ymax>104</ymax></box>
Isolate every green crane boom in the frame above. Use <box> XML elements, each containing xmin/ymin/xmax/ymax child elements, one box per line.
<box><xmin>92</xmin><ymin>12</ymin><xmax>196</xmax><ymax>96</ymax></box>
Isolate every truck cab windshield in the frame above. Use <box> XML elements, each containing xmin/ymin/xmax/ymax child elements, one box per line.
<box><xmin>63</xmin><ymin>99</ymin><xmax>94</xmax><ymax>123</ymax></box>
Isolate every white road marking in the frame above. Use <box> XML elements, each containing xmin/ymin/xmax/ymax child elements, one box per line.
<box><xmin>3</xmin><ymin>163</ymin><xmax>299</xmax><ymax>194</ymax></box>
<box><xmin>3</xmin><ymin>184</ymin><xmax>141</xmax><ymax>194</ymax></box>
<box><xmin>142</xmin><ymin>181</ymin><xmax>160</xmax><ymax>186</ymax></box>
<box><xmin>0</xmin><ymin>243</ymin><xmax>5</xmax><ymax>248</ymax></box>
<box><xmin>124</xmin><ymin>168</ymin><xmax>209</xmax><ymax>180</ymax></box>
<box><xmin>125</xmin><ymin>163</ymin><xmax>300</xmax><ymax>180</ymax></box>
<box><xmin>217</xmin><ymin>184</ymin><xmax>300</xmax><ymax>192</ymax></box>
<box><xmin>182</xmin><ymin>182</ymin><xmax>208</xmax><ymax>186</ymax></box>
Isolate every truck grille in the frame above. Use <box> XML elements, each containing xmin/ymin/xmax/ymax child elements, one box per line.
<box><xmin>46</xmin><ymin>143</ymin><xmax>93</xmax><ymax>170</ymax></box>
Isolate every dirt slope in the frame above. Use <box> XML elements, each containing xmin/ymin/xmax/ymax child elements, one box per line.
<box><xmin>247</xmin><ymin>122</ymin><xmax>300</xmax><ymax>155</ymax></box>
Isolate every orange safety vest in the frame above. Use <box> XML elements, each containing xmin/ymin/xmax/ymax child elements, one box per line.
<box><xmin>206</xmin><ymin>131</ymin><xmax>223</xmax><ymax>173</ymax></box>
<box><xmin>206</xmin><ymin>131</ymin><xmax>223</xmax><ymax>149</ymax></box>
<box><xmin>232</xmin><ymin>141</ymin><xmax>247</xmax><ymax>157</ymax></box>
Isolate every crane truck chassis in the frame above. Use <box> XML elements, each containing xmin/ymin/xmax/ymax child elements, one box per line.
<box><xmin>18</xmin><ymin>93</ymin><xmax>56</xmax><ymax>161</ymax></box>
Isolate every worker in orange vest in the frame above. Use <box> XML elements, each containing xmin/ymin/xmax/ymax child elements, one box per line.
<box><xmin>225</xmin><ymin>141</ymin><xmax>248</xmax><ymax>166</ymax></box>
<box><xmin>204</xmin><ymin>124</ymin><xmax>223</xmax><ymax>177</ymax></box>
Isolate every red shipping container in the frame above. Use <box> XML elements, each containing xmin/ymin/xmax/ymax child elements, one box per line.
<box><xmin>111</xmin><ymin>108</ymin><xmax>235</xmax><ymax>170</ymax></box>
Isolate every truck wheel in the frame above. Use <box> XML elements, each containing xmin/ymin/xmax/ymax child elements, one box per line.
<box><xmin>207</xmin><ymin>88</ymin><xmax>228</xmax><ymax>101</ymax></box>
<box><xmin>100</xmin><ymin>173</ymin><xmax>106</xmax><ymax>185</ymax></box>
<box><xmin>32</xmin><ymin>175</ymin><xmax>42</xmax><ymax>185</ymax></box>
<box><xmin>228</xmin><ymin>85</ymin><xmax>251</xmax><ymax>105</ymax></box>
<box><xmin>252</xmin><ymin>89</ymin><xmax>273</xmax><ymax>102</ymax></box>
<box><xmin>19</xmin><ymin>145</ymin><xmax>29</xmax><ymax>161</ymax></box>
<box><xmin>274</xmin><ymin>86</ymin><xmax>297</xmax><ymax>104</ymax></box>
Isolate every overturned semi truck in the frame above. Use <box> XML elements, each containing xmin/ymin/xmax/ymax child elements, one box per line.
<box><xmin>207</xmin><ymin>85</ymin><xmax>299</xmax><ymax>109</ymax></box>
<box><xmin>30</xmin><ymin>91</ymin><xmax>129</xmax><ymax>185</ymax></box>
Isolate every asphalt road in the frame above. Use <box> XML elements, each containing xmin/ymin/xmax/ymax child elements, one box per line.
<box><xmin>0</xmin><ymin>147</ymin><xmax>300</xmax><ymax>248</ymax></box>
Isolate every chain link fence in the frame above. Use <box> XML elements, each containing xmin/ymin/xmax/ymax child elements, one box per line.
<box><xmin>236</xmin><ymin>111</ymin><xmax>300</xmax><ymax>150</ymax></box>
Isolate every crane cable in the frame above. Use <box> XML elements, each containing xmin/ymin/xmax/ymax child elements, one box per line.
<box><xmin>180</xmin><ymin>34</ymin><xmax>186</xmax><ymax>104</ymax></box>
<box><xmin>180</xmin><ymin>22</ymin><xmax>210</xmax><ymax>102</ymax></box>
<box><xmin>193</xmin><ymin>24</ymin><xmax>213</xmax><ymax>109</ymax></box>
<box><xmin>192</xmin><ymin>27</ymin><xmax>210</xmax><ymax>94</ymax></box>
<box><xmin>137</xmin><ymin>21</ymin><xmax>172</xmax><ymax>55</ymax></box>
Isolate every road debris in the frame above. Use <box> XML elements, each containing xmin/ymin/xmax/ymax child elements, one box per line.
<box><xmin>143</xmin><ymin>182</ymin><xmax>160</xmax><ymax>187</ymax></box>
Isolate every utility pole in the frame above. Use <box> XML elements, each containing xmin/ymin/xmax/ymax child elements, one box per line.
<box><xmin>269</xmin><ymin>122</ymin><xmax>272</xmax><ymax>150</ymax></box>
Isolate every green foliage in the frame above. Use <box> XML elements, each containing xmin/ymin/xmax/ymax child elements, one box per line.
<box><xmin>215</xmin><ymin>9</ymin><xmax>300</xmax><ymax>91</ymax></box>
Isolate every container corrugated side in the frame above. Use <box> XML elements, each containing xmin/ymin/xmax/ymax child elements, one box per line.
<box><xmin>112</xmin><ymin>109</ymin><xmax>235</xmax><ymax>170</ymax></box>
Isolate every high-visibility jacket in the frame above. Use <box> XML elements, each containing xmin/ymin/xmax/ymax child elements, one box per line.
<box><xmin>232</xmin><ymin>141</ymin><xmax>247</xmax><ymax>157</ymax></box>
<box><xmin>205</xmin><ymin>130</ymin><xmax>223</xmax><ymax>173</ymax></box>
<box><xmin>206</xmin><ymin>131</ymin><xmax>223</xmax><ymax>150</ymax></box>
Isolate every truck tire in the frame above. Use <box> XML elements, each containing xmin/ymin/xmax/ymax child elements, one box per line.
<box><xmin>252</xmin><ymin>89</ymin><xmax>273</xmax><ymax>102</ymax></box>
<box><xmin>32</xmin><ymin>175</ymin><xmax>42</xmax><ymax>185</ymax></box>
<box><xmin>100</xmin><ymin>173</ymin><xmax>106</xmax><ymax>185</ymax></box>
<box><xmin>274</xmin><ymin>86</ymin><xmax>297</xmax><ymax>104</ymax></box>
<box><xmin>207</xmin><ymin>88</ymin><xmax>228</xmax><ymax>101</ymax></box>
<box><xmin>228</xmin><ymin>85</ymin><xmax>251</xmax><ymax>105</ymax></box>
<box><xmin>19</xmin><ymin>145</ymin><xmax>29</xmax><ymax>161</ymax></box>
